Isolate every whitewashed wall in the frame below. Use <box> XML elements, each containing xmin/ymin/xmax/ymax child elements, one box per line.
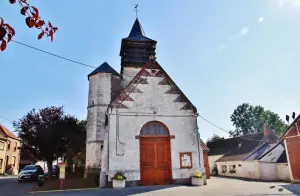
<box><xmin>208</xmin><ymin>155</ymin><xmax>223</xmax><ymax>173</ymax></box>
<box><xmin>86</xmin><ymin>73</ymin><xmax>112</xmax><ymax>169</ymax></box>
<box><xmin>216</xmin><ymin>161</ymin><xmax>260</xmax><ymax>179</ymax></box>
<box><xmin>121</xmin><ymin>67</ymin><xmax>141</xmax><ymax>88</ymax></box>
<box><xmin>259</xmin><ymin>162</ymin><xmax>277</xmax><ymax>181</ymax></box>
<box><xmin>108</xmin><ymin>73</ymin><xmax>202</xmax><ymax>182</ymax></box>
<box><xmin>277</xmin><ymin>163</ymin><xmax>291</xmax><ymax>181</ymax></box>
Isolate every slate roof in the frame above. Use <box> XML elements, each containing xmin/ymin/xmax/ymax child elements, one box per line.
<box><xmin>123</xmin><ymin>19</ymin><xmax>155</xmax><ymax>42</ymax></box>
<box><xmin>0</xmin><ymin>124</ymin><xmax>20</xmax><ymax>140</ymax></box>
<box><xmin>88</xmin><ymin>62</ymin><xmax>120</xmax><ymax>78</ymax></box>
<box><xmin>207</xmin><ymin>131</ymin><xmax>278</xmax><ymax>162</ymax></box>
<box><xmin>257</xmin><ymin>141</ymin><xmax>288</xmax><ymax>163</ymax></box>
<box><xmin>200</xmin><ymin>139</ymin><xmax>210</xmax><ymax>152</ymax></box>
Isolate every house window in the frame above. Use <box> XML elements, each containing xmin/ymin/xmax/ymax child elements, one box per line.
<box><xmin>222</xmin><ymin>165</ymin><xmax>227</xmax><ymax>173</ymax></box>
<box><xmin>14</xmin><ymin>142</ymin><xmax>17</xmax><ymax>151</ymax></box>
<box><xmin>0</xmin><ymin>159</ymin><xmax>3</xmax><ymax>169</ymax></box>
<box><xmin>0</xmin><ymin>141</ymin><xmax>4</xmax><ymax>150</ymax></box>
<box><xmin>13</xmin><ymin>156</ymin><xmax>16</xmax><ymax>166</ymax></box>
<box><xmin>229</xmin><ymin>165</ymin><xmax>236</xmax><ymax>173</ymax></box>
<box><xmin>7</xmin><ymin>141</ymin><xmax>10</xmax><ymax>150</ymax></box>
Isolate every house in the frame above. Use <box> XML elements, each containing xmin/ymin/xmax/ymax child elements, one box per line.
<box><xmin>281</xmin><ymin>114</ymin><xmax>300</xmax><ymax>183</ymax></box>
<box><xmin>200</xmin><ymin>139</ymin><xmax>210</xmax><ymax>179</ymax></box>
<box><xmin>0</xmin><ymin>135</ymin><xmax>8</xmax><ymax>174</ymax></box>
<box><xmin>207</xmin><ymin>125</ymin><xmax>289</xmax><ymax>181</ymax></box>
<box><xmin>85</xmin><ymin>17</ymin><xmax>205</xmax><ymax>187</ymax></box>
<box><xmin>0</xmin><ymin>124</ymin><xmax>21</xmax><ymax>175</ymax></box>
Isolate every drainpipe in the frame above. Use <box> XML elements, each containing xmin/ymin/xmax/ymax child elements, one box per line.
<box><xmin>195</xmin><ymin>113</ymin><xmax>201</xmax><ymax>169</ymax></box>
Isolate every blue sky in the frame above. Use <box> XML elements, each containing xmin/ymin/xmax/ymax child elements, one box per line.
<box><xmin>1</xmin><ymin>0</ymin><xmax>300</xmax><ymax>142</ymax></box>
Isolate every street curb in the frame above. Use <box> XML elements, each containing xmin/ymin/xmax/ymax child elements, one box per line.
<box><xmin>28</xmin><ymin>187</ymin><xmax>98</xmax><ymax>194</ymax></box>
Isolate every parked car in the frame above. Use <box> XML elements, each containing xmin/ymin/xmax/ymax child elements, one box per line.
<box><xmin>18</xmin><ymin>165</ymin><xmax>44</xmax><ymax>182</ymax></box>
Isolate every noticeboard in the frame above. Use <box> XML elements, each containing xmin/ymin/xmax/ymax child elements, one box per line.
<box><xmin>180</xmin><ymin>152</ymin><xmax>192</xmax><ymax>168</ymax></box>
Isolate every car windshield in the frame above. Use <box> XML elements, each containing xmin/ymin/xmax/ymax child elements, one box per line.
<box><xmin>23</xmin><ymin>165</ymin><xmax>36</xmax><ymax>170</ymax></box>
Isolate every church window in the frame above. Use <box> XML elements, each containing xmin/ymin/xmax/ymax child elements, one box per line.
<box><xmin>140</xmin><ymin>121</ymin><xmax>169</xmax><ymax>137</ymax></box>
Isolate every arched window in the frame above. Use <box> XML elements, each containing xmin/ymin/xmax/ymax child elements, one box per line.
<box><xmin>140</xmin><ymin>121</ymin><xmax>169</xmax><ymax>137</ymax></box>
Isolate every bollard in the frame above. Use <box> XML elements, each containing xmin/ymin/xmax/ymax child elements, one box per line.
<box><xmin>37</xmin><ymin>174</ymin><xmax>45</xmax><ymax>187</ymax></box>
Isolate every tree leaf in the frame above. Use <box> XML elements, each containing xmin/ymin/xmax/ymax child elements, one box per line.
<box><xmin>48</xmin><ymin>21</ymin><xmax>53</xmax><ymax>28</ymax></box>
<box><xmin>1</xmin><ymin>40</ymin><xmax>7</xmax><ymax>51</ymax></box>
<box><xmin>38</xmin><ymin>31</ymin><xmax>44</xmax><ymax>39</ymax></box>
<box><xmin>53</xmin><ymin>27</ymin><xmax>58</xmax><ymax>32</ymax></box>
<box><xmin>38</xmin><ymin>20</ymin><xmax>45</xmax><ymax>27</ymax></box>
<box><xmin>7</xmin><ymin>34</ymin><xmax>12</xmax><ymax>43</ymax></box>
<box><xmin>31</xmin><ymin>6</ymin><xmax>39</xmax><ymax>20</ymax></box>
<box><xmin>20</xmin><ymin>6</ymin><xmax>29</xmax><ymax>15</ymax></box>
<box><xmin>49</xmin><ymin>30</ymin><xmax>54</xmax><ymax>42</ymax></box>
<box><xmin>9</xmin><ymin>0</ymin><xmax>16</xmax><ymax>4</ymax></box>
<box><xmin>0</xmin><ymin>27</ymin><xmax>7</xmax><ymax>41</ymax></box>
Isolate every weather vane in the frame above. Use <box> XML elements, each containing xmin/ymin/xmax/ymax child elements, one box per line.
<box><xmin>134</xmin><ymin>4</ymin><xmax>139</xmax><ymax>18</ymax></box>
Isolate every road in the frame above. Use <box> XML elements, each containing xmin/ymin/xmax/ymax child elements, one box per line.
<box><xmin>1</xmin><ymin>176</ymin><xmax>300</xmax><ymax>196</ymax></box>
<box><xmin>0</xmin><ymin>176</ymin><xmax>32</xmax><ymax>196</ymax></box>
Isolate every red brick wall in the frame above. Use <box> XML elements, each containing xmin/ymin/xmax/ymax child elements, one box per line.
<box><xmin>286</xmin><ymin>137</ymin><xmax>300</xmax><ymax>181</ymax></box>
<box><xmin>203</xmin><ymin>152</ymin><xmax>210</xmax><ymax>179</ymax></box>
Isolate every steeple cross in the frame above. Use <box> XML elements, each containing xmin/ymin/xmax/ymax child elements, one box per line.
<box><xmin>134</xmin><ymin>4</ymin><xmax>139</xmax><ymax>18</ymax></box>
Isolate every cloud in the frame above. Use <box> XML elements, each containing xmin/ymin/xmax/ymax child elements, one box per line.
<box><xmin>258</xmin><ymin>17</ymin><xmax>264</xmax><ymax>23</ymax></box>
<box><xmin>278</xmin><ymin>0</ymin><xmax>300</xmax><ymax>8</ymax></box>
<box><xmin>218</xmin><ymin>27</ymin><xmax>250</xmax><ymax>51</ymax></box>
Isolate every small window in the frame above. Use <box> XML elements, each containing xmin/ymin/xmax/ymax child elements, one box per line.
<box><xmin>13</xmin><ymin>157</ymin><xmax>16</xmax><ymax>166</ymax></box>
<box><xmin>0</xmin><ymin>159</ymin><xmax>2</xmax><ymax>169</ymax></box>
<box><xmin>0</xmin><ymin>141</ymin><xmax>4</xmax><ymax>150</ymax></box>
<box><xmin>7</xmin><ymin>141</ymin><xmax>10</xmax><ymax>150</ymax></box>
<box><xmin>222</xmin><ymin>165</ymin><xmax>227</xmax><ymax>173</ymax></box>
<box><xmin>14</xmin><ymin>142</ymin><xmax>17</xmax><ymax>151</ymax></box>
<box><xmin>229</xmin><ymin>165</ymin><xmax>236</xmax><ymax>173</ymax></box>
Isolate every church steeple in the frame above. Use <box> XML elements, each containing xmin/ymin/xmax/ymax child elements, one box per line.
<box><xmin>120</xmin><ymin>18</ymin><xmax>157</xmax><ymax>75</ymax></box>
<box><xmin>128</xmin><ymin>18</ymin><xmax>146</xmax><ymax>37</ymax></box>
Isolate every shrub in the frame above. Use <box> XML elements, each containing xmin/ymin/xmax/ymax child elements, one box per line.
<box><xmin>111</xmin><ymin>171</ymin><xmax>126</xmax><ymax>181</ymax></box>
<box><xmin>192</xmin><ymin>171</ymin><xmax>204</xmax><ymax>178</ymax></box>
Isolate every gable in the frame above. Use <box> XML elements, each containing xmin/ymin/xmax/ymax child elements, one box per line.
<box><xmin>281</xmin><ymin>114</ymin><xmax>300</xmax><ymax>139</ymax></box>
<box><xmin>109</xmin><ymin>61</ymin><xmax>197</xmax><ymax>113</ymax></box>
<box><xmin>0</xmin><ymin>124</ymin><xmax>20</xmax><ymax>140</ymax></box>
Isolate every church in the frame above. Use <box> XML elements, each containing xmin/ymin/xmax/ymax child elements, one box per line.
<box><xmin>85</xmin><ymin>17</ymin><xmax>205</xmax><ymax>187</ymax></box>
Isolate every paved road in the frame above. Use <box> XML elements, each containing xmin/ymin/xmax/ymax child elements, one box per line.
<box><xmin>1</xmin><ymin>176</ymin><xmax>300</xmax><ymax>196</ymax></box>
<box><xmin>0</xmin><ymin>177</ymin><xmax>32</xmax><ymax>196</ymax></box>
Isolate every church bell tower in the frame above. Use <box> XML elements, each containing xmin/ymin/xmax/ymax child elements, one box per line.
<box><xmin>120</xmin><ymin>18</ymin><xmax>157</xmax><ymax>87</ymax></box>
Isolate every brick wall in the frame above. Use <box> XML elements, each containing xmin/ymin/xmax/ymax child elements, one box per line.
<box><xmin>203</xmin><ymin>152</ymin><xmax>210</xmax><ymax>178</ymax></box>
<box><xmin>286</xmin><ymin>137</ymin><xmax>300</xmax><ymax>181</ymax></box>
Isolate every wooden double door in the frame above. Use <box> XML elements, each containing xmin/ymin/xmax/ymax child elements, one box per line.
<box><xmin>140</xmin><ymin>138</ymin><xmax>172</xmax><ymax>185</ymax></box>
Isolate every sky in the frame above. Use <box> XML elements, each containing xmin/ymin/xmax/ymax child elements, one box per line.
<box><xmin>1</xmin><ymin>0</ymin><xmax>300</xmax><ymax>142</ymax></box>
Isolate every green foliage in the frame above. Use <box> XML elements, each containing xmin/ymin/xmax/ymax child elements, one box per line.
<box><xmin>192</xmin><ymin>171</ymin><xmax>204</xmax><ymax>178</ymax></box>
<box><xmin>229</xmin><ymin>103</ymin><xmax>288</xmax><ymax>137</ymax></box>
<box><xmin>207</xmin><ymin>134</ymin><xmax>224</xmax><ymax>143</ymax></box>
<box><xmin>111</xmin><ymin>171</ymin><xmax>126</xmax><ymax>181</ymax></box>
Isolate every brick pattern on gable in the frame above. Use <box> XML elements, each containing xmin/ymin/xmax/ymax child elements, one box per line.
<box><xmin>110</xmin><ymin>61</ymin><xmax>196</xmax><ymax>112</ymax></box>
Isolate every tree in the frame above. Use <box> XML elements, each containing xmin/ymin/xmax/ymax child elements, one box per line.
<box><xmin>13</xmin><ymin>106</ymin><xmax>82</xmax><ymax>178</ymax></box>
<box><xmin>229</xmin><ymin>103</ymin><xmax>288</xmax><ymax>137</ymax></box>
<box><xmin>207</xmin><ymin>134</ymin><xmax>225</xmax><ymax>143</ymax></box>
<box><xmin>0</xmin><ymin>0</ymin><xmax>57</xmax><ymax>51</ymax></box>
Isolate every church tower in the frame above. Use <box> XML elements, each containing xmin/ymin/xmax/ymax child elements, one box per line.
<box><xmin>120</xmin><ymin>18</ymin><xmax>157</xmax><ymax>87</ymax></box>
<box><xmin>85</xmin><ymin>62</ymin><xmax>121</xmax><ymax>177</ymax></box>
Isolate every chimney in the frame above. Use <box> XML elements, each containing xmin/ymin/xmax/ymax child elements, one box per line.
<box><xmin>263</xmin><ymin>124</ymin><xmax>269</xmax><ymax>136</ymax></box>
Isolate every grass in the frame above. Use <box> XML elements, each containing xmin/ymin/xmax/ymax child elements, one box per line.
<box><xmin>30</xmin><ymin>168</ymin><xmax>98</xmax><ymax>192</ymax></box>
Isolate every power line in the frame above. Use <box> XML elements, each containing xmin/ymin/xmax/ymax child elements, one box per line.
<box><xmin>197</xmin><ymin>114</ymin><xmax>265</xmax><ymax>142</ymax></box>
<box><xmin>11</xmin><ymin>40</ymin><xmax>97</xmax><ymax>69</ymax></box>
<box><xmin>0</xmin><ymin>115</ymin><xmax>14</xmax><ymax>123</ymax></box>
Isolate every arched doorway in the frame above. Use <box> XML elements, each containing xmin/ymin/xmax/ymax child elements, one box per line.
<box><xmin>139</xmin><ymin>121</ymin><xmax>172</xmax><ymax>185</ymax></box>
